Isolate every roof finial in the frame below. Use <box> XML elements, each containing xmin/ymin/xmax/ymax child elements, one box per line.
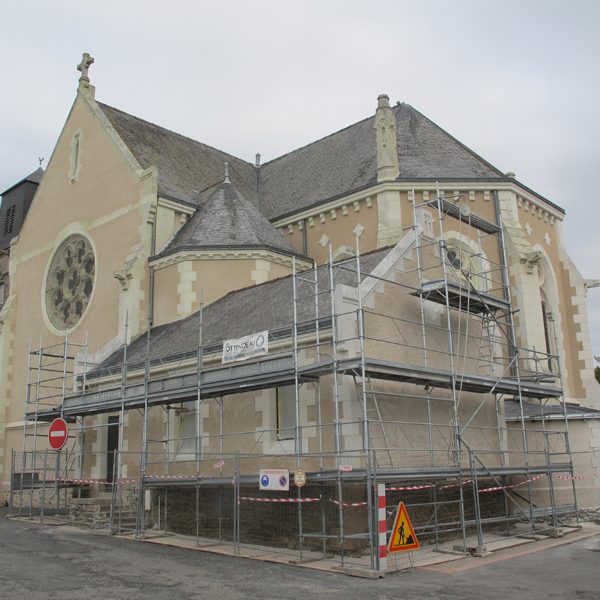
<box><xmin>224</xmin><ymin>162</ymin><xmax>230</xmax><ymax>184</ymax></box>
<box><xmin>77</xmin><ymin>52</ymin><xmax>94</xmax><ymax>89</ymax></box>
<box><xmin>377</xmin><ymin>94</ymin><xmax>390</xmax><ymax>109</ymax></box>
<box><xmin>38</xmin><ymin>157</ymin><xmax>45</xmax><ymax>168</ymax></box>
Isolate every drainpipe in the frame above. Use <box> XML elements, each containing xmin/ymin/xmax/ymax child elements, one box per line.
<box><xmin>148</xmin><ymin>209</ymin><xmax>157</xmax><ymax>329</ymax></box>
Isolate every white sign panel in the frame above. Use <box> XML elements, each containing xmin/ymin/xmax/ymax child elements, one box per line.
<box><xmin>259</xmin><ymin>469</ymin><xmax>289</xmax><ymax>491</ymax></box>
<box><xmin>222</xmin><ymin>330</ymin><xmax>269</xmax><ymax>364</ymax></box>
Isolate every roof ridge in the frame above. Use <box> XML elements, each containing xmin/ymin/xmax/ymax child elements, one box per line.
<box><xmin>400</xmin><ymin>103</ymin><xmax>506</xmax><ymax>178</ymax></box>
<box><xmin>261</xmin><ymin>112</ymin><xmax>375</xmax><ymax>167</ymax></box>
<box><xmin>97</xmin><ymin>101</ymin><xmax>254</xmax><ymax>168</ymax></box>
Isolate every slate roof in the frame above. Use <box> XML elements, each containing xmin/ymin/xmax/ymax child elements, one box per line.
<box><xmin>504</xmin><ymin>399</ymin><xmax>600</xmax><ymax>421</ymax></box>
<box><xmin>95</xmin><ymin>247</ymin><xmax>390</xmax><ymax>375</ymax></box>
<box><xmin>156</xmin><ymin>180</ymin><xmax>299</xmax><ymax>259</ymax></box>
<box><xmin>97</xmin><ymin>100</ymin><xmax>527</xmax><ymax>222</ymax></box>
<box><xmin>98</xmin><ymin>103</ymin><xmax>258</xmax><ymax>206</ymax></box>
<box><xmin>259</xmin><ymin>103</ymin><xmax>507</xmax><ymax>220</ymax></box>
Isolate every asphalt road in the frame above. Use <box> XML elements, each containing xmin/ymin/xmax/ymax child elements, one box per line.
<box><xmin>1</xmin><ymin>509</ymin><xmax>599</xmax><ymax>600</ymax></box>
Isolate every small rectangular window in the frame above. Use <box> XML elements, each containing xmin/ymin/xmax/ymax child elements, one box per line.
<box><xmin>69</xmin><ymin>132</ymin><xmax>81</xmax><ymax>182</ymax></box>
<box><xmin>277</xmin><ymin>385</ymin><xmax>297</xmax><ymax>440</ymax></box>
<box><xmin>176</xmin><ymin>401</ymin><xmax>198</xmax><ymax>455</ymax></box>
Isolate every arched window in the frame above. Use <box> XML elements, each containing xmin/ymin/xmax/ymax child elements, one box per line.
<box><xmin>538</xmin><ymin>262</ymin><xmax>556</xmax><ymax>373</ymax></box>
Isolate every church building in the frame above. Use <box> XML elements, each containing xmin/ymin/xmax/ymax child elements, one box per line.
<box><xmin>1</xmin><ymin>53</ymin><xmax>598</xmax><ymax>573</ymax></box>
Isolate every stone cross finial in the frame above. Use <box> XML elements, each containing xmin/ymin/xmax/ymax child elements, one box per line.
<box><xmin>77</xmin><ymin>53</ymin><xmax>95</xmax><ymax>88</ymax></box>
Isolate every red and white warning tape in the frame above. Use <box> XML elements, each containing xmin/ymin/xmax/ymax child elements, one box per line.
<box><xmin>57</xmin><ymin>478</ymin><xmax>139</xmax><ymax>485</ymax></box>
<box><xmin>440</xmin><ymin>480</ymin><xmax>473</xmax><ymax>489</ymax></box>
<box><xmin>479</xmin><ymin>474</ymin><xmax>546</xmax><ymax>493</ymax></box>
<box><xmin>238</xmin><ymin>496</ymin><xmax>320</xmax><ymax>503</ymax></box>
<box><xmin>329</xmin><ymin>498</ymin><xmax>368</xmax><ymax>508</ymax></box>
<box><xmin>385</xmin><ymin>472</ymin><xmax>584</xmax><ymax>495</ymax></box>
<box><xmin>145</xmin><ymin>474</ymin><xmax>199</xmax><ymax>480</ymax></box>
<box><xmin>387</xmin><ymin>484</ymin><xmax>435</xmax><ymax>491</ymax></box>
<box><xmin>58</xmin><ymin>478</ymin><xmax>106</xmax><ymax>484</ymax></box>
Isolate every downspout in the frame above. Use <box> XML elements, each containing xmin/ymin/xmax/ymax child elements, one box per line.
<box><xmin>301</xmin><ymin>219</ymin><xmax>308</xmax><ymax>256</ymax></box>
<box><xmin>147</xmin><ymin>206</ymin><xmax>157</xmax><ymax>329</ymax></box>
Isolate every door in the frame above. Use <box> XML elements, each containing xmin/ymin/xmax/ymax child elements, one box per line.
<box><xmin>106</xmin><ymin>415</ymin><xmax>120</xmax><ymax>483</ymax></box>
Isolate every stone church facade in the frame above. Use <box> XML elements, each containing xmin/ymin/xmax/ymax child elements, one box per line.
<box><xmin>1</xmin><ymin>55</ymin><xmax>598</xmax><ymax>567</ymax></box>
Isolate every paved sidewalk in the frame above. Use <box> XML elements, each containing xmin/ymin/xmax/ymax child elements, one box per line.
<box><xmin>1</xmin><ymin>509</ymin><xmax>599</xmax><ymax>599</ymax></box>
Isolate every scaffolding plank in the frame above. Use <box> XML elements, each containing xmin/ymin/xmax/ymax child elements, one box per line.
<box><xmin>31</xmin><ymin>352</ymin><xmax>562</xmax><ymax>421</ymax></box>
<box><xmin>336</xmin><ymin>358</ymin><xmax>563</xmax><ymax>399</ymax></box>
<box><xmin>411</xmin><ymin>280</ymin><xmax>510</xmax><ymax>314</ymax></box>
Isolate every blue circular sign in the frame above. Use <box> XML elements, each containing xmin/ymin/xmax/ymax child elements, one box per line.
<box><xmin>260</xmin><ymin>475</ymin><xmax>270</xmax><ymax>487</ymax></box>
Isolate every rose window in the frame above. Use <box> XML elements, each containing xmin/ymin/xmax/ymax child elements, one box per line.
<box><xmin>45</xmin><ymin>235</ymin><xmax>95</xmax><ymax>330</ymax></box>
<box><xmin>444</xmin><ymin>240</ymin><xmax>487</xmax><ymax>291</ymax></box>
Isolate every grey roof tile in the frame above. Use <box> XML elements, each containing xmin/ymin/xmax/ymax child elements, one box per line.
<box><xmin>157</xmin><ymin>180</ymin><xmax>299</xmax><ymax>258</ymax></box>
<box><xmin>98</xmin><ymin>103</ymin><xmax>258</xmax><ymax>206</ymax></box>
<box><xmin>97</xmin><ymin>100</ymin><xmax>513</xmax><ymax>223</ymax></box>
<box><xmin>258</xmin><ymin>103</ymin><xmax>506</xmax><ymax>220</ymax></box>
<box><xmin>394</xmin><ymin>104</ymin><xmax>505</xmax><ymax>180</ymax></box>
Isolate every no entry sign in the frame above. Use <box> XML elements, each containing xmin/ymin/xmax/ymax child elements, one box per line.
<box><xmin>48</xmin><ymin>418</ymin><xmax>69</xmax><ymax>450</ymax></box>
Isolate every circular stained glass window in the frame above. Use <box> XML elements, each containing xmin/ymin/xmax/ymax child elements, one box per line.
<box><xmin>45</xmin><ymin>235</ymin><xmax>95</xmax><ymax>330</ymax></box>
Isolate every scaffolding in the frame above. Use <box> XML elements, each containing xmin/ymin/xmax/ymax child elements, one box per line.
<box><xmin>9</xmin><ymin>189</ymin><xmax>580</xmax><ymax>574</ymax></box>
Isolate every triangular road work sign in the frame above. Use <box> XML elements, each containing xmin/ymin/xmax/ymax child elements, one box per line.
<box><xmin>388</xmin><ymin>501</ymin><xmax>420</xmax><ymax>553</ymax></box>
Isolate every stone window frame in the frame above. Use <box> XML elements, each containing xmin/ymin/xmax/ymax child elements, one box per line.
<box><xmin>276</xmin><ymin>384</ymin><xmax>297</xmax><ymax>441</ymax></box>
<box><xmin>535</xmin><ymin>254</ymin><xmax>562</xmax><ymax>376</ymax></box>
<box><xmin>42</xmin><ymin>232</ymin><xmax>96</xmax><ymax>335</ymax></box>
<box><xmin>68</xmin><ymin>129</ymin><xmax>83</xmax><ymax>183</ymax></box>
<box><xmin>441</xmin><ymin>231</ymin><xmax>491</xmax><ymax>292</ymax></box>
<box><xmin>168</xmin><ymin>400</ymin><xmax>207</xmax><ymax>462</ymax></box>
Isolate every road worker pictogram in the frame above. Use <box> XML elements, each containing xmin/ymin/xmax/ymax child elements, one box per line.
<box><xmin>387</xmin><ymin>501</ymin><xmax>420</xmax><ymax>552</ymax></box>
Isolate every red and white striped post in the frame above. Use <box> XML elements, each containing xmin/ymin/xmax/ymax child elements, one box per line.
<box><xmin>377</xmin><ymin>483</ymin><xmax>387</xmax><ymax>572</ymax></box>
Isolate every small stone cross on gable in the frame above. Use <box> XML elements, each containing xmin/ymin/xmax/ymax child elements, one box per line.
<box><xmin>77</xmin><ymin>53</ymin><xmax>95</xmax><ymax>87</ymax></box>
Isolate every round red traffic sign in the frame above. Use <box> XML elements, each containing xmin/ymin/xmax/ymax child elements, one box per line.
<box><xmin>48</xmin><ymin>418</ymin><xmax>69</xmax><ymax>450</ymax></box>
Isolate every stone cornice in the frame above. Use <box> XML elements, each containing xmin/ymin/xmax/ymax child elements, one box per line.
<box><xmin>149</xmin><ymin>247</ymin><xmax>313</xmax><ymax>270</ymax></box>
<box><xmin>158</xmin><ymin>196</ymin><xmax>196</xmax><ymax>215</ymax></box>
<box><xmin>272</xmin><ymin>180</ymin><xmax>564</xmax><ymax>229</ymax></box>
<box><xmin>516</xmin><ymin>195</ymin><xmax>560</xmax><ymax>226</ymax></box>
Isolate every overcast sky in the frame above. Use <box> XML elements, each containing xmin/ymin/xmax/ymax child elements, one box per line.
<box><xmin>1</xmin><ymin>0</ymin><xmax>599</xmax><ymax>358</ymax></box>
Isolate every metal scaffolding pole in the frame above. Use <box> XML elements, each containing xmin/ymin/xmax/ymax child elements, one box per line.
<box><xmin>326</xmin><ymin>240</ymin><xmax>346</xmax><ymax>565</ymax></box>
<box><xmin>353</xmin><ymin>225</ymin><xmax>375</xmax><ymax>570</ymax></box>
<box><xmin>434</xmin><ymin>185</ymin><xmax>467</xmax><ymax>550</ymax></box>
<box><xmin>195</xmin><ymin>293</ymin><xmax>204</xmax><ymax>546</ymax></box>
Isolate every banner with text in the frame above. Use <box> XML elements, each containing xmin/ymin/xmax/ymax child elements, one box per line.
<box><xmin>222</xmin><ymin>330</ymin><xmax>269</xmax><ymax>364</ymax></box>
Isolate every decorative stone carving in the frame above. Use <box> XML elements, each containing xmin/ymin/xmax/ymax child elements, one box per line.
<box><xmin>114</xmin><ymin>270</ymin><xmax>133</xmax><ymax>291</ymax></box>
<box><xmin>374</xmin><ymin>94</ymin><xmax>400</xmax><ymax>181</ymax></box>
<box><xmin>45</xmin><ymin>235</ymin><xmax>95</xmax><ymax>330</ymax></box>
<box><xmin>520</xmin><ymin>250</ymin><xmax>542</xmax><ymax>274</ymax></box>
